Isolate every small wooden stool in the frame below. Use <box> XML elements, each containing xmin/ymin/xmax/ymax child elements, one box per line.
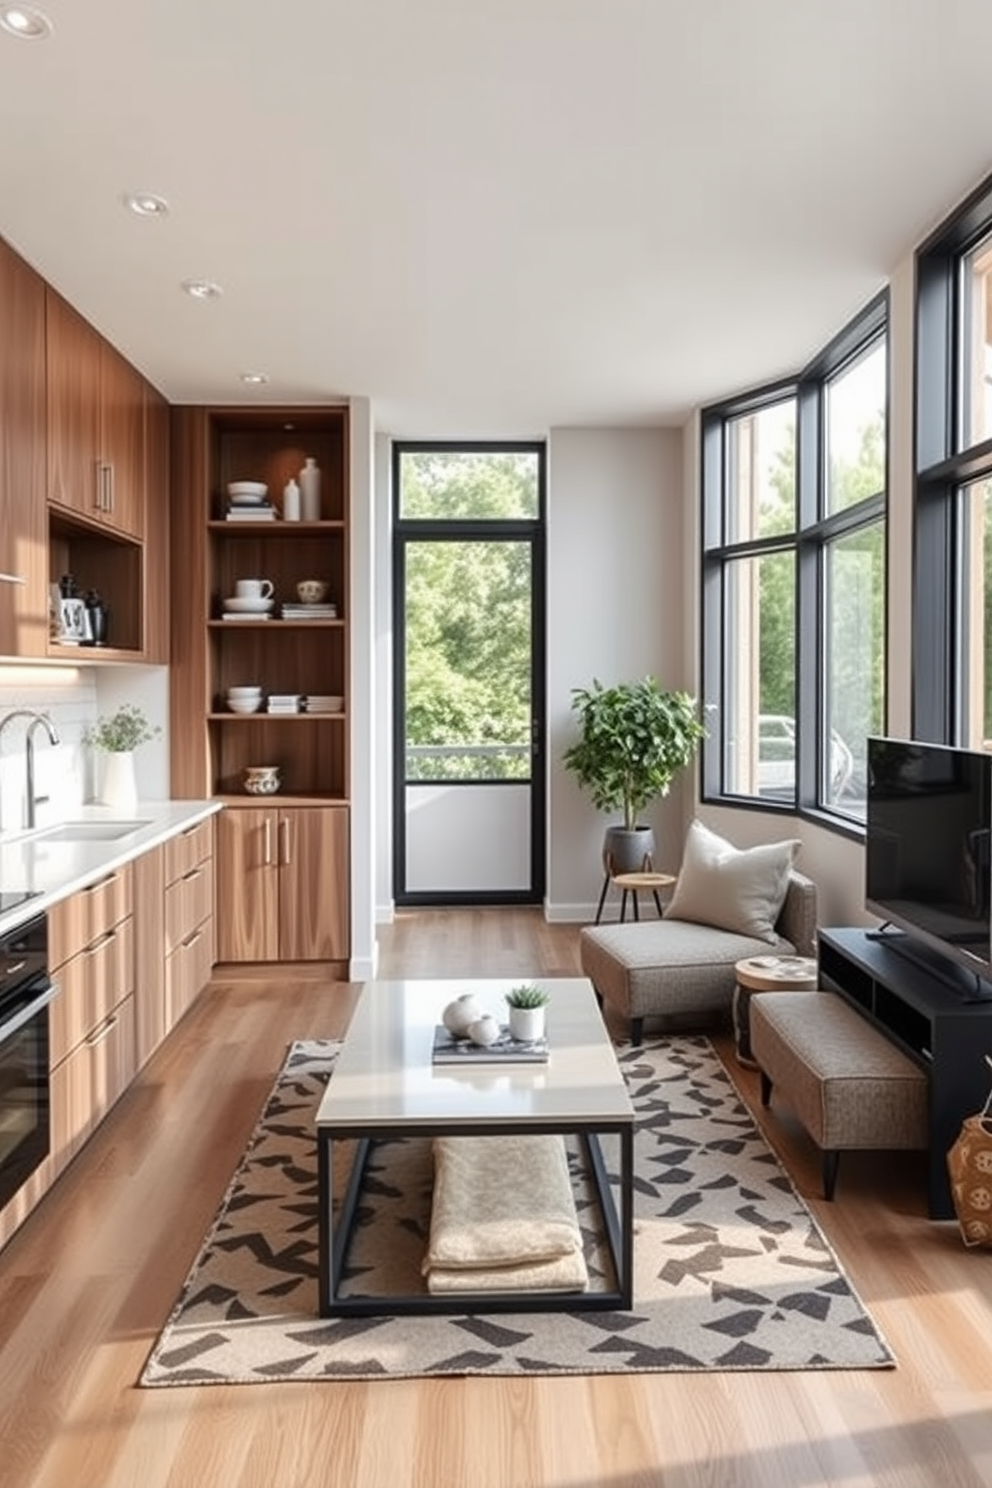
<box><xmin>595</xmin><ymin>870</ymin><xmax>676</xmax><ymax>925</ymax></box>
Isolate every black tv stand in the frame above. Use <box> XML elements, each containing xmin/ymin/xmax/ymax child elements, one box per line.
<box><xmin>818</xmin><ymin>927</ymin><xmax>992</xmax><ymax>1219</ymax></box>
<box><xmin>861</xmin><ymin>929</ymin><xmax>992</xmax><ymax>1003</ymax></box>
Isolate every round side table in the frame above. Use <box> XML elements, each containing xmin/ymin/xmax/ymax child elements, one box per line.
<box><xmin>596</xmin><ymin>871</ymin><xmax>676</xmax><ymax>924</ymax></box>
<box><xmin>732</xmin><ymin>954</ymin><xmax>818</xmax><ymax>1067</ymax></box>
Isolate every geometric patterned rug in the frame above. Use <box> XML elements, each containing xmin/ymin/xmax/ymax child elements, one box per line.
<box><xmin>140</xmin><ymin>1036</ymin><xmax>895</xmax><ymax>1384</ymax></box>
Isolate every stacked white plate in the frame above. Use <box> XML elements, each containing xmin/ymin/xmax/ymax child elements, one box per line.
<box><xmin>305</xmin><ymin>695</ymin><xmax>344</xmax><ymax>713</ymax></box>
<box><xmin>222</xmin><ymin>596</ymin><xmax>274</xmax><ymax>619</ymax></box>
<box><xmin>227</xmin><ymin>480</ymin><xmax>269</xmax><ymax>506</ymax></box>
<box><xmin>267</xmin><ymin>693</ymin><xmax>301</xmax><ymax>714</ymax></box>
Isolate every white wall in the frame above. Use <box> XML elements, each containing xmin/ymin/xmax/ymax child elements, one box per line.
<box><xmin>546</xmin><ymin>426</ymin><xmax>688</xmax><ymax>919</ymax></box>
<box><xmin>0</xmin><ymin>661</ymin><xmax>170</xmax><ymax>837</ymax></box>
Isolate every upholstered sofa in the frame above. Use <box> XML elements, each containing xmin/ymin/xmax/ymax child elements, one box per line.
<box><xmin>580</xmin><ymin>822</ymin><xmax>818</xmax><ymax>1044</ymax></box>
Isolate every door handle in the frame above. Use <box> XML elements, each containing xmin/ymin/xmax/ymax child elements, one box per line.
<box><xmin>263</xmin><ymin>818</ymin><xmax>272</xmax><ymax>865</ymax></box>
<box><xmin>280</xmin><ymin>817</ymin><xmax>291</xmax><ymax>866</ymax></box>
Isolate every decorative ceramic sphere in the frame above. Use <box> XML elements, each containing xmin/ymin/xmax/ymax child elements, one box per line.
<box><xmin>467</xmin><ymin>1015</ymin><xmax>501</xmax><ymax>1047</ymax></box>
<box><xmin>442</xmin><ymin>993</ymin><xmax>482</xmax><ymax>1038</ymax></box>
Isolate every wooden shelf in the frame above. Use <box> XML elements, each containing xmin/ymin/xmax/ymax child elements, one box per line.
<box><xmin>207</xmin><ymin>712</ymin><xmax>346</xmax><ymax>722</ymax></box>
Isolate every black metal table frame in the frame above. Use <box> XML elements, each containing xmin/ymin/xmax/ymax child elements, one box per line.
<box><xmin>317</xmin><ymin>1116</ymin><xmax>635</xmax><ymax>1317</ymax></box>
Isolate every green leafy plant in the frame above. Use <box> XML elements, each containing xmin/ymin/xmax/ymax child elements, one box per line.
<box><xmin>562</xmin><ymin>677</ymin><xmax>706</xmax><ymax>830</ymax></box>
<box><xmin>505</xmin><ymin>983</ymin><xmax>550</xmax><ymax>1009</ymax></box>
<box><xmin>83</xmin><ymin>704</ymin><xmax>161</xmax><ymax>753</ymax></box>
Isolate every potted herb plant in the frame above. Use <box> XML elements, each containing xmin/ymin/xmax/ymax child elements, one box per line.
<box><xmin>505</xmin><ymin>983</ymin><xmax>550</xmax><ymax>1042</ymax></box>
<box><xmin>562</xmin><ymin>676</ymin><xmax>705</xmax><ymax>874</ymax></box>
<box><xmin>83</xmin><ymin>704</ymin><xmax>161</xmax><ymax>812</ymax></box>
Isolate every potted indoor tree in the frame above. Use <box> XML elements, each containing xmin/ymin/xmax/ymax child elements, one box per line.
<box><xmin>562</xmin><ymin>676</ymin><xmax>705</xmax><ymax>873</ymax></box>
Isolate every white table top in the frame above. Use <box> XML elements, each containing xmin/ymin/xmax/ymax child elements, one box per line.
<box><xmin>315</xmin><ymin>977</ymin><xmax>634</xmax><ymax>1131</ymax></box>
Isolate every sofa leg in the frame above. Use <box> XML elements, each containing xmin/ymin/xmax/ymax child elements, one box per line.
<box><xmin>822</xmin><ymin>1149</ymin><xmax>840</xmax><ymax>1201</ymax></box>
<box><xmin>759</xmin><ymin>1070</ymin><xmax>772</xmax><ymax>1106</ymax></box>
<box><xmin>630</xmin><ymin>1016</ymin><xmax>644</xmax><ymax>1046</ymax></box>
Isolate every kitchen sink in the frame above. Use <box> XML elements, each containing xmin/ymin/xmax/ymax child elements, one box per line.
<box><xmin>31</xmin><ymin>820</ymin><xmax>151</xmax><ymax>843</ymax></box>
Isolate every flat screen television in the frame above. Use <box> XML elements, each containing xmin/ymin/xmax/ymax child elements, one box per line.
<box><xmin>865</xmin><ymin>736</ymin><xmax>992</xmax><ymax>995</ymax></box>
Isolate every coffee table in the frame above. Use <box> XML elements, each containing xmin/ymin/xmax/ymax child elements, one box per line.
<box><xmin>315</xmin><ymin>977</ymin><xmax>635</xmax><ymax>1317</ymax></box>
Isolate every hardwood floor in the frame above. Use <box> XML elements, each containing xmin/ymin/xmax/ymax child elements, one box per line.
<box><xmin>1</xmin><ymin>907</ymin><xmax>991</xmax><ymax>1488</ymax></box>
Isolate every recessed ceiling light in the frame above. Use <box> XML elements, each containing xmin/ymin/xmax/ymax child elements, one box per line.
<box><xmin>181</xmin><ymin>278</ymin><xmax>223</xmax><ymax>301</ymax></box>
<box><xmin>122</xmin><ymin>190</ymin><xmax>169</xmax><ymax>219</ymax></box>
<box><xmin>240</xmin><ymin>371</ymin><xmax>270</xmax><ymax>386</ymax></box>
<box><xmin>0</xmin><ymin>6</ymin><xmax>52</xmax><ymax>38</ymax></box>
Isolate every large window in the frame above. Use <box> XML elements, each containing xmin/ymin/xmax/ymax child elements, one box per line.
<box><xmin>701</xmin><ymin>298</ymin><xmax>887</xmax><ymax>824</ymax></box>
<box><xmin>916</xmin><ymin>175</ymin><xmax>992</xmax><ymax>748</ymax></box>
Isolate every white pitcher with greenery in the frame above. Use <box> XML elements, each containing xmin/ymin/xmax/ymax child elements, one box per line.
<box><xmin>84</xmin><ymin>704</ymin><xmax>161</xmax><ymax>812</ymax></box>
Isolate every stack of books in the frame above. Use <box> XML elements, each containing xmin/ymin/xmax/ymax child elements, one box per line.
<box><xmin>266</xmin><ymin>693</ymin><xmax>301</xmax><ymax>714</ymax></box>
<box><xmin>225</xmin><ymin>502</ymin><xmax>278</xmax><ymax>521</ymax></box>
<box><xmin>431</xmin><ymin>1024</ymin><xmax>549</xmax><ymax>1065</ymax></box>
<box><xmin>280</xmin><ymin>601</ymin><xmax>337</xmax><ymax>619</ymax></box>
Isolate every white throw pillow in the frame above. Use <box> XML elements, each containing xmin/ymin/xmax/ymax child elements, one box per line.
<box><xmin>666</xmin><ymin>819</ymin><xmax>800</xmax><ymax>943</ymax></box>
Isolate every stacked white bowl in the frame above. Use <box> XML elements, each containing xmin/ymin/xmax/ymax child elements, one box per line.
<box><xmin>226</xmin><ymin>685</ymin><xmax>263</xmax><ymax>714</ymax></box>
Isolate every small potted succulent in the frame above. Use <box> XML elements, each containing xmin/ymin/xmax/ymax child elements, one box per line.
<box><xmin>505</xmin><ymin>983</ymin><xmax>550</xmax><ymax>1043</ymax></box>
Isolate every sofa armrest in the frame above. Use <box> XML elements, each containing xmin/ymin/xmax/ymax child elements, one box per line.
<box><xmin>776</xmin><ymin>870</ymin><xmax>818</xmax><ymax>957</ymax></box>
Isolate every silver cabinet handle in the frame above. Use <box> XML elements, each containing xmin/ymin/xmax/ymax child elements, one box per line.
<box><xmin>105</xmin><ymin>462</ymin><xmax>114</xmax><ymax>513</ymax></box>
<box><xmin>86</xmin><ymin>1013</ymin><xmax>118</xmax><ymax>1048</ymax></box>
<box><xmin>263</xmin><ymin>817</ymin><xmax>272</xmax><ymax>865</ymax></box>
<box><xmin>181</xmin><ymin>926</ymin><xmax>203</xmax><ymax>951</ymax></box>
<box><xmin>0</xmin><ymin>573</ymin><xmax>26</xmax><ymax>585</ymax></box>
<box><xmin>280</xmin><ymin>817</ymin><xmax>291</xmax><ymax>865</ymax></box>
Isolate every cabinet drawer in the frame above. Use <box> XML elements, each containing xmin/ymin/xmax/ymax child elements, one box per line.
<box><xmin>164</xmin><ymin>818</ymin><xmax>214</xmax><ymax>884</ymax></box>
<box><xmin>164</xmin><ymin>858</ymin><xmax>213</xmax><ymax>954</ymax></box>
<box><xmin>49</xmin><ymin>916</ymin><xmax>134</xmax><ymax>1067</ymax></box>
<box><xmin>49</xmin><ymin>866</ymin><xmax>133</xmax><ymax>969</ymax></box>
<box><xmin>165</xmin><ymin>920</ymin><xmax>213</xmax><ymax>1028</ymax></box>
<box><xmin>50</xmin><ymin>992</ymin><xmax>136</xmax><ymax>1169</ymax></box>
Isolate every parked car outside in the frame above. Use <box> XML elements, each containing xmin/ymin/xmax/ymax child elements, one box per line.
<box><xmin>757</xmin><ymin>714</ymin><xmax>854</xmax><ymax>800</ymax></box>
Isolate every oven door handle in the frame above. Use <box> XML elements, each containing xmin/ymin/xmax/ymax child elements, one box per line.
<box><xmin>0</xmin><ymin>978</ymin><xmax>58</xmax><ymax>1046</ymax></box>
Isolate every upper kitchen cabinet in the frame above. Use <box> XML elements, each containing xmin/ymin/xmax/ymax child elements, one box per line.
<box><xmin>142</xmin><ymin>381</ymin><xmax>170</xmax><ymax>664</ymax></box>
<box><xmin>0</xmin><ymin>238</ymin><xmax>47</xmax><ymax>658</ymax></box>
<box><xmin>46</xmin><ymin>289</ymin><xmax>144</xmax><ymax>540</ymax></box>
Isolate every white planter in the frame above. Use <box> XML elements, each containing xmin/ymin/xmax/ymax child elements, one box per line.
<box><xmin>99</xmin><ymin>750</ymin><xmax>138</xmax><ymax>812</ymax></box>
<box><xmin>508</xmin><ymin>1005</ymin><xmax>545</xmax><ymax>1043</ymax></box>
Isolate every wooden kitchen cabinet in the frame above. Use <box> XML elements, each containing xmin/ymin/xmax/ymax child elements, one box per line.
<box><xmin>215</xmin><ymin>804</ymin><xmax>348</xmax><ymax>965</ymax></box>
<box><xmin>170</xmin><ymin>404</ymin><xmax>351</xmax><ymax>968</ymax></box>
<box><xmin>143</xmin><ymin>380</ymin><xmax>170</xmax><ymax>662</ymax></box>
<box><xmin>164</xmin><ymin>818</ymin><xmax>215</xmax><ymax>1027</ymax></box>
<box><xmin>48</xmin><ymin>865</ymin><xmax>136</xmax><ymax>1172</ymax></box>
<box><xmin>0</xmin><ymin>237</ymin><xmax>48</xmax><ymax>658</ymax></box>
<box><xmin>46</xmin><ymin>289</ymin><xmax>144</xmax><ymax>539</ymax></box>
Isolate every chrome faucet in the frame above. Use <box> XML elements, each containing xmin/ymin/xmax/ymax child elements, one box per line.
<box><xmin>0</xmin><ymin>709</ymin><xmax>61</xmax><ymax>834</ymax></box>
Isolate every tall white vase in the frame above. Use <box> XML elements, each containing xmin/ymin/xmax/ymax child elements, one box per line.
<box><xmin>100</xmin><ymin>750</ymin><xmax>138</xmax><ymax>812</ymax></box>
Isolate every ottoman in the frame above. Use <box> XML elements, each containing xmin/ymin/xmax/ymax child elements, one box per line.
<box><xmin>751</xmin><ymin>990</ymin><xmax>929</xmax><ymax>1199</ymax></box>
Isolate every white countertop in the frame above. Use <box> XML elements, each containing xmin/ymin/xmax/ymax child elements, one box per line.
<box><xmin>0</xmin><ymin>800</ymin><xmax>221</xmax><ymax>936</ymax></box>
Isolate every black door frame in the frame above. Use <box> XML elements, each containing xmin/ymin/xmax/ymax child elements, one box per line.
<box><xmin>392</xmin><ymin>440</ymin><xmax>546</xmax><ymax>906</ymax></box>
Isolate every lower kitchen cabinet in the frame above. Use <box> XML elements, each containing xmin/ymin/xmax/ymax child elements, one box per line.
<box><xmin>50</xmin><ymin>994</ymin><xmax>136</xmax><ymax>1170</ymax></box>
<box><xmin>215</xmin><ymin>803</ymin><xmax>348</xmax><ymax>964</ymax></box>
<box><xmin>48</xmin><ymin>864</ymin><xmax>136</xmax><ymax>1173</ymax></box>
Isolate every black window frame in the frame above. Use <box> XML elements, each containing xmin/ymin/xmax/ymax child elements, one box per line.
<box><xmin>700</xmin><ymin>291</ymin><xmax>889</xmax><ymax>836</ymax></box>
<box><xmin>914</xmin><ymin>170</ymin><xmax>992</xmax><ymax>745</ymax></box>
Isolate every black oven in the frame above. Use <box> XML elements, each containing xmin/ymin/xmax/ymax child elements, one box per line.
<box><xmin>0</xmin><ymin>910</ymin><xmax>55</xmax><ymax>1212</ymax></box>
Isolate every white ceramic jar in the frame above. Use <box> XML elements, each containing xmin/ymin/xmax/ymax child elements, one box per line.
<box><xmin>299</xmin><ymin>457</ymin><xmax>321</xmax><ymax>521</ymax></box>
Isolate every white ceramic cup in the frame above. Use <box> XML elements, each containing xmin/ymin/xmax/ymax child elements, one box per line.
<box><xmin>236</xmin><ymin>578</ymin><xmax>274</xmax><ymax>600</ymax></box>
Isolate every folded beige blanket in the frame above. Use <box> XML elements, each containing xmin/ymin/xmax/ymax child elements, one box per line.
<box><xmin>427</xmin><ymin>1248</ymin><xmax>589</xmax><ymax>1295</ymax></box>
<box><xmin>423</xmin><ymin>1133</ymin><xmax>584</xmax><ymax>1274</ymax></box>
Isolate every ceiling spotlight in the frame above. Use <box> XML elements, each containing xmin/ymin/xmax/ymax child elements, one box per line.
<box><xmin>240</xmin><ymin>371</ymin><xmax>269</xmax><ymax>386</ymax></box>
<box><xmin>122</xmin><ymin>190</ymin><xmax>169</xmax><ymax>219</ymax></box>
<box><xmin>181</xmin><ymin>278</ymin><xmax>223</xmax><ymax>301</ymax></box>
<box><xmin>0</xmin><ymin>5</ymin><xmax>52</xmax><ymax>38</ymax></box>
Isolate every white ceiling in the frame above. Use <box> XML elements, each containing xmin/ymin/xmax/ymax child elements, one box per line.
<box><xmin>2</xmin><ymin>0</ymin><xmax>992</xmax><ymax>437</ymax></box>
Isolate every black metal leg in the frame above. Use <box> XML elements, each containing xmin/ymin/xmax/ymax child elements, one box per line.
<box><xmin>620</xmin><ymin>890</ymin><xmax>629</xmax><ymax>923</ymax></box>
<box><xmin>630</xmin><ymin>1016</ymin><xmax>644</xmax><ymax>1045</ymax></box>
<box><xmin>632</xmin><ymin>891</ymin><xmax>640</xmax><ymax>921</ymax></box>
<box><xmin>595</xmin><ymin>874</ymin><xmax>611</xmax><ymax>924</ymax></box>
<box><xmin>823</xmin><ymin>1149</ymin><xmax>840</xmax><ymax>1201</ymax></box>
